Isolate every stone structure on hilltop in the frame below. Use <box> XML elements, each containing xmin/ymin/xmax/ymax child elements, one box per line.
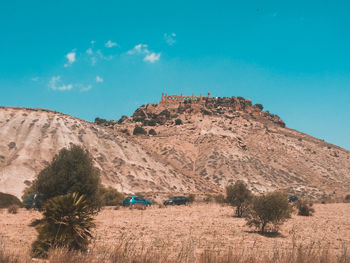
<box><xmin>160</xmin><ymin>92</ymin><xmax>210</xmax><ymax>105</ymax></box>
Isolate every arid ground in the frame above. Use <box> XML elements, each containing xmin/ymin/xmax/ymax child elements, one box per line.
<box><xmin>1</xmin><ymin>203</ymin><xmax>349</xmax><ymax>261</ymax></box>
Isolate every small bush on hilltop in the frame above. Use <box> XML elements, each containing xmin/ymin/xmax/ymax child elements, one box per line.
<box><xmin>99</xmin><ymin>185</ymin><xmax>124</xmax><ymax>206</ymax></box>
<box><xmin>226</xmin><ymin>181</ymin><xmax>252</xmax><ymax>217</ymax></box>
<box><xmin>31</xmin><ymin>193</ymin><xmax>95</xmax><ymax>258</ymax></box>
<box><xmin>133</xmin><ymin>126</ymin><xmax>147</xmax><ymax>135</ymax></box>
<box><xmin>296</xmin><ymin>199</ymin><xmax>315</xmax><ymax>216</ymax></box>
<box><xmin>0</xmin><ymin>192</ymin><xmax>22</xmax><ymax>208</ymax></box>
<box><xmin>148</xmin><ymin>129</ymin><xmax>157</xmax><ymax>136</ymax></box>
<box><xmin>7</xmin><ymin>205</ymin><xmax>19</xmax><ymax>214</ymax></box>
<box><xmin>175</xmin><ymin>119</ymin><xmax>183</xmax><ymax>125</ymax></box>
<box><xmin>246</xmin><ymin>191</ymin><xmax>292</xmax><ymax>234</ymax></box>
<box><xmin>254</xmin><ymin>104</ymin><xmax>264</xmax><ymax>110</ymax></box>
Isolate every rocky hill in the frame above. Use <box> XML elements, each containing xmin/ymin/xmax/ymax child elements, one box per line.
<box><xmin>1</xmin><ymin>95</ymin><xmax>349</xmax><ymax>200</ymax></box>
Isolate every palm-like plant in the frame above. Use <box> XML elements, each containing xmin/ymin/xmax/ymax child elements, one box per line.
<box><xmin>31</xmin><ymin>193</ymin><xmax>95</xmax><ymax>258</ymax></box>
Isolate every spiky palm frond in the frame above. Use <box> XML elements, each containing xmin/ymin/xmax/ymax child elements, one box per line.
<box><xmin>32</xmin><ymin>193</ymin><xmax>95</xmax><ymax>258</ymax></box>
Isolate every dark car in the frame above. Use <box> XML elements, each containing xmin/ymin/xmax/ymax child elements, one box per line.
<box><xmin>288</xmin><ymin>195</ymin><xmax>298</xmax><ymax>202</ymax></box>
<box><xmin>164</xmin><ymin>196</ymin><xmax>189</xmax><ymax>206</ymax></box>
<box><xmin>122</xmin><ymin>196</ymin><xmax>152</xmax><ymax>207</ymax></box>
<box><xmin>25</xmin><ymin>194</ymin><xmax>43</xmax><ymax>210</ymax></box>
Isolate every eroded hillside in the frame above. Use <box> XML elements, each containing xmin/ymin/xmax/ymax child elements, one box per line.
<box><xmin>1</xmin><ymin>95</ymin><xmax>349</xmax><ymax>200</ymax></box>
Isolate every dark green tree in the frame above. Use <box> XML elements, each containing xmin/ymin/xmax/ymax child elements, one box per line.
<box><xmin>99</xmin><ymin>185</ymin><xmax>124</xmax><ymax>206</ymax></box>
<box><xmin>133</xmin><ymin>126</ymin><xmax>147</xmax><ymax>135</ymax></box>
<box><xmin>29</xmin><ymin>145</ymin><xmax>101</xmax><ymax>210</ymax></box>
<box><xmin>226</xmin><ymin>181</ymin><xmax>251</xmax><ymax>217</ymax></box>
<box><xmin>246</xmin><ymin>191</ymin><xmax>292</xmax><ymax>234</ymax></box>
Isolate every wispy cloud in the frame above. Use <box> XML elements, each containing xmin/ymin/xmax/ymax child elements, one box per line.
<box><xmin>49</xmin><ymin>76</ymin><xmax>73</xmax><ymax>91</ymax></box>
<box><xmin>31</xmin><ymin>77</ymin><xmax>39</xmax><ymax>81</ymax></box>
<box><xmin>164</xmin><ymin>32</ymin><xmax>176</xmax><ymax>45</ymax></box>
<box><xmin>96</xmin><ymin>76</ymin><xmax>104</xmax><ymax>83</ymax></box>
<box><xmin>80</xmin><ymin>84</ymin><xmax>92</xmax><ymax>92</ymax></box>
<box><xmin>127</xmin><ymin>43</ymin><xmax>161</xmax><ymax>63</ymax></box>
<box><xmin>127</xmin><ymin>44</ymin><xmax>149</xmax><ymax>55</ymax></box>
<box><xmin>144</xmin><ymin>52</ymin><xmax>161</xmax><ymax>63</ymax></box>
<box><xmin>64</xmin><ymin>50</ymin><xmax>76</xmax><ymax>67</ymax></box>
<box><xmin>105</xmin><ymin>40</ymin><xmax>118</xmax><ymax>48</ymax></box>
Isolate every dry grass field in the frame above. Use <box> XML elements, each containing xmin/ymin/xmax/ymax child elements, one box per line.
<box><xmin>1</xmin><ymin>203</ymin><xmax>349</xmax><ymax>262</ymax></box>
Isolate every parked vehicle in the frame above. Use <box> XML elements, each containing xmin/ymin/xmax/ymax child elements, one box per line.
<box><xmin>25</xmin><ymin>194</ymin><xmax>43</xmax><ymax>210</ymax></box>
<box><xmin>289</xmin><ymin>195</ymin><xmax>298</xmax><ymax>202</ymax></box>
<box><xmin>122</xmin><ymin>196</ymin><xmax>152</xmax><ymax>207</ymax></box>
<box><xmin>164</xmin><ymin>196</ymin><xmax>189</xmax><ymax>206</ymax></box>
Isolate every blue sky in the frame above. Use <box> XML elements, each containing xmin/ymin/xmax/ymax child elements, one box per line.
<box><xmin>0</xmin><ymin>0</ymin><xmax>349</xmax><ymax>150</ymax></box>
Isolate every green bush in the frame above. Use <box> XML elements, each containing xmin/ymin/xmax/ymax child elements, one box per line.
<box><xmin>187</xmin><ymin>194</ymin><xmax>195</xmax><ymax>203</ymax></box>
<box><xmin>99</xmin><ymin>185</ymin><xmax>124</xmax><ymax>206</ymax></box>
<box><xmin>31</xmin><ymin>193</ymin><xmax>95</xmax><ymax>258</ymax></box>
<box><xmin>94</xmin><ymin>117</ymin><xmax>107</xmax><ymax>125</ymax></box>
<box><xmin>226</xmin><ymin>181</ymin><xmax>251</xmax><ymax>217</ymax></box>
<box><xmin>345</xmin><ymin>194</ymin><xmax>350</xmax><ymax>202</ymax></box>
<box><xmin>148</xmin><ymin>129</ymin><xmax>157</xmax><ymax>136</ymax></box>
<box><xmin>215</xmin><ymin>194</ymin><xmax>226</xmax><ymax>204</ymax></box>
<box><xmin>246</xmin><ymin>191</ymin><xmax>292</xmax><ymax>234</ymax></box>
<box><xmin>296</xmin><ymin>200</ymin><xmax>315</xmax><ymax>216</ymax></box>
<box><xmin>175</xmin><ymin>119</ymin><xmax>183</xmax><ymax>125</ymax></box>
<box><xmin>25</xmin><ymin>145</ymin><xmax>101</xmax><ymax>211</ymax></box>
<box><xmin>254</xmin><ymin>104</ymin><xmax>264</xmax><ymax>110</ymax></box>
<box><xmin>0</xmin><ymin>192</ymin><xmax>22</xmax><ymax>208</ymax></box>
<box><xmin>133</xmin><ymin>126</ymin><xmax>147</xmax><ymax>135</ymax></box>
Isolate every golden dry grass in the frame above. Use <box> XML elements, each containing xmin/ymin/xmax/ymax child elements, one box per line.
<box><xmin>0</xmin><ymin>203</ymin><xmax>349</xmax><ymax>262</ymax></box>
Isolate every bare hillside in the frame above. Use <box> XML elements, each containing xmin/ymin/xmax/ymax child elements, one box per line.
<box><xmin>1</xmin><ymin>95</ymin><xmax>349</xmax><ymax>200</ymax></box>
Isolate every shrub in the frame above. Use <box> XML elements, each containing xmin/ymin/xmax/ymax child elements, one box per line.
<box><xmin>99</xmin><ymin>185</ymin><xmax>124</xmax><ymax>206</ymax></box>
<box><xmin>345</xmin><ymin>194</ymin><xmax>350</xmax><ymax>202</ymax></box>
<box><xmin>175</xmin><ymin>119</ymin><xmax>183</xmax><ymax>125</ymax></box>
<box><xmin>25</xmin><ymin>145</ymin><xmax>101</xmax><ymax>211</ymax></box>
<box><xmin>94</xmin><ymin>117</ymin><xmax>107</xmax><ymax>125</ymax></box>
<box><xmin>133</xmin><ymin>126</ymin><xmax>147</xmax><ymax>135</ymax></box>
<box><xmin>148</xmin><ymin>129</ymin><xmax>157</xmax><ymax>136</ymax></box>
<box><xmin>31</xmin><ymin>193</ymin><xmax>95</xmax><ymax>258</ymax></box>
<box><xmin>187</xmin><ymin>194</ymin><xmax>195</xmax><ymax>203</ymax></box>
<box><xmin>246</xmin><ymin>191</ymin><xmax>292</xmax><ymax>234</ymax></box>
<box><xmin>215</xmin><ymin>194</ymin><xmax>226</xmax><ymax>204</ymax></box>
<box><xmin>0</xmin><ymin>192</ymin><xmax>22</xmax><ymax>208</ymax></box>
<box><xmin>254</xmin><ymin>104</ymin><xmax>264</xmax><ymax>110</ymax></box>
<box><xmin>7</xmin><ymin>205</ymin><xmax>19</xmax><ymax>214</ymax></box>
<box><xmin>296</xmin><ymin>200</ymin><xmax>315</xmax><ymax>216</ymax></box>
<box><xmin>226</xmin><ymin>181</ymin><xmax>252</xmax><ymax>217</ymax></box>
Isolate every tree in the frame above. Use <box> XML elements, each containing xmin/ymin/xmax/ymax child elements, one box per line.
<box><xmin>31</xmin><ymin>193</ymin><xmax>95</xmax><ymax>258</ymax></box>
<box><xmin>246</xmin><ymin>191</ymin><xmax>292</xmax><ymax>234</ymax></box>
<box><xmin>226</xmin><ymin>181</ymin><xmax>251</xmax><ymax>217</ymax></box>
<box><xmin>148</xmin><ymin>129</ymin><xmax>157</xmax><ymax>136</ymax></box>
<box><xmin>28</xmin><ymin>145</ymin><xmax>101</xmax><ymax>211</ymax></box>
<box><xmin>133</xmin><ymin>126</ymin><xmax>147</xmax><ymax>135</ymax></box>
<box><xmin>99</xmin><ymin>185</ymin><xmax>124</xmax><ymax>206</ymax></box>
<box><xmin>175</xmin><ymin>119</ymin><xmax>183</xmax><ymax>125</ymax></box>
<box><xmin>254</xmin><ymin>104</ymin><xmax>264</xmax><ymax>110</ymax></box>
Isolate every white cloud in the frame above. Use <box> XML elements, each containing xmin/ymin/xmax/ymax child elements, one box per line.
<box><xmin>127</xmin><ymin>43</ymin><xmax>161</xmax><ymax>63</ymax></box>
<box><xmin>164</xmin><ymin>32</ymin><xmax>176</xmax><ymax>45</ymax></box>
<box><xmin>96</xmin><ymin>76</ymin><xmax>104</xmax><ymax>83</ymax></box>
<box><xmin>144</xmin><ymin>52</ymin><xmax>161</xmax><ymax>63</ymax></box>
<box><xmin>105</xmin><ymin>40</ymin><xmax>118</xmax><ymax>48</ymax></box>
<box><xmin>49</xmin><ymin>76</ymin><xmax>73</xmax><ymax>91</ymax></box>
<box><xmin>127</xmin><ymin>44</ymin><xmax>149</xmax><ymax>55</ymax></box>
<box><xmin>80</xmin><ymin>85</ymin><xmax>92</xmax><ymax>92</ymax></box>
<box><xmin>31</xmin><ymin>77</ymin><xmax>39</xmax><ymax>81</ymax></box>
<box><xmin>64</xmin><ymin>51</ymin><xmax>76</xmax><ymax>67</ymax></box>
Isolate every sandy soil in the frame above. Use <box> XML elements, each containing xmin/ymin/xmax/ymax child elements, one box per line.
<box><xmin>1</xmin><ymin>203</ymin><xmax>349</xmax><ymax>258</ymax></box>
